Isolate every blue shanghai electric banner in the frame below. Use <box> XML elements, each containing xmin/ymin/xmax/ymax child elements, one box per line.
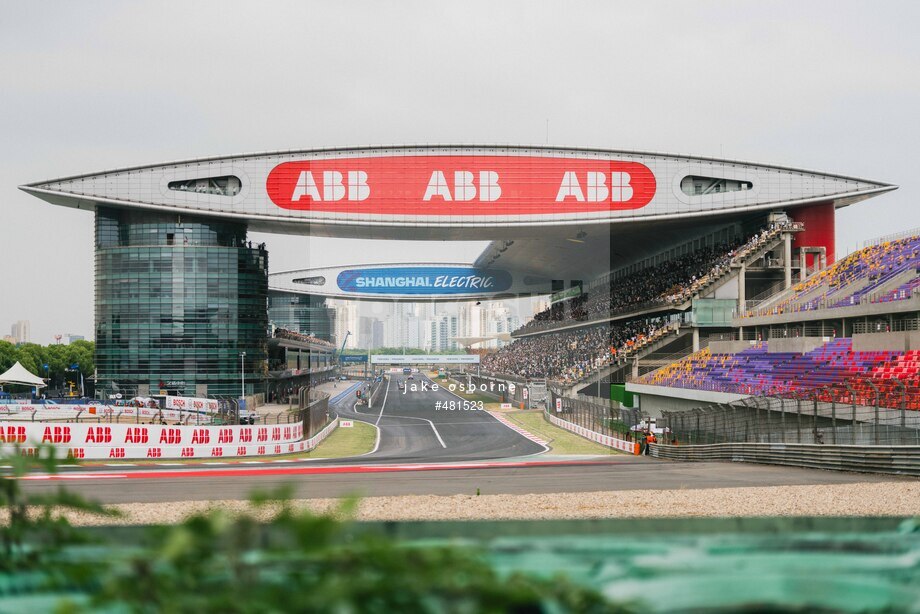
<box><xmin>336</xmin><ymin>267</ymin><xmax>512</xmax><ymax>296</ymax></box>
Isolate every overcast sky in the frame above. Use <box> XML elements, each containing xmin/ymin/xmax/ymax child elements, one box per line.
<box><xmin>1</xmin><ymin>0</ymin><xmax>918</xmax><ymax>343</ymax></box>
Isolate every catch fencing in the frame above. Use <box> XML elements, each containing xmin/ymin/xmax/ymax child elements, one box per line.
<box><xmin>548</xmin><ymin>390</ymin><xmax>642</xmax><ymax>443</ymax></box>
<box><xmin>660</xmin><ymin>393</ymin><xmax>920</xmax><ymax>447</ymax></box>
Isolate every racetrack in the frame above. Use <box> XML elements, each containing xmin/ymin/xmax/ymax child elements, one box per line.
<box><xmin>347</xmin><ymin>373</ymin><xmax>547</xmax><ymax>462</ymax></box>
<box><xmin>16</xmin><ymin>374</ymin><xmax>916</xmax><ymax>505</ymax></box>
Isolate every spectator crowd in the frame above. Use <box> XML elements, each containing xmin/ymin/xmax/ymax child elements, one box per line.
<box><xmin>273</xmin><ymin>327</ymin><xmax>335</xmax><ymax>348</ymax></box>
<box><xmin>481</xmin><ymin>317</ymin><xmax>671</xmax><ymax>383</ymax></box>
<box><xmin>519</xmin><ymin>222</ymin><xmax>798</xmax><ymax>334</ymax></box>
<box><xmin>483</xmin><ymin>221</ymin><xmax>800</xmax><ymax>383</ymax></box>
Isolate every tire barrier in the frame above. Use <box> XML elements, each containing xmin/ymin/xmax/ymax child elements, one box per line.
<box><xmin>651</xmin><ymin>442</ymin><xmax>920</xmax><ymax>476</ymax></box>
<box><xmin>0</xmin><ymin>418</ymin><xmax>340</xmax><ymax>460</ymax></box>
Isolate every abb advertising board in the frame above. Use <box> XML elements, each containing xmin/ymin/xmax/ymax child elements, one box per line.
<box><xmin>0</xmin><ymin>421</ymin><xmax>321</xmax><ymax>460</ymax></box>
<box><xmin>163</xmin><ymin>396</ymin><xmax>219</xmax><ymax>413</ymax></box>
<box><xmin>266</xmin><ymin>155</ymin><xmax>656</xmax><ymax>216</ymax></box>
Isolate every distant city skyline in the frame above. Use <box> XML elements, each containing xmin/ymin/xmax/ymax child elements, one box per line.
<box><xmin>326</xmin><ymin>297</ymin><xmax>538</xmax><ymax>351</ymax></box>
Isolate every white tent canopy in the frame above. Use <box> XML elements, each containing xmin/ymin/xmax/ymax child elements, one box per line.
<box><xmin>0</xmin><ymin>361</ymin><xmax>47</xmax><ymax>388</ymax></box>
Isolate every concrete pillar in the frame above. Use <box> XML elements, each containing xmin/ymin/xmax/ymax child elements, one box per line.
<box><xmin>692</xmin><ymin>327</ymin><xmax>700</xmax><ymax>352</ymax></box>
<box><xmin>738</xmin><ymin>262</ymin><xmax>746</xmax><ymax>308</ymax></box>
<box><xmin>783</xmin><ymin>233</ymin><xmax>793</xmax><ymax>288</ymax></box>
<box><xmin>631</xmin><ymin>356</ymin><xmax>639</xmax><ymax>380</ymax></box>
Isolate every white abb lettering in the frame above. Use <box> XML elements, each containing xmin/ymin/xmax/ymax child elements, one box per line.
<box><xmin>555</xmin><ymin>172</ymin><xmax>633</xmax><ymax>202</ymax></box>
<box><xmin>291</xmin><ymin>171</ymin><xmax>370</xmax><ymax>202</ymax></box>
<box><xmin>423</xmin><ymin>171</ymin><xmax>501</xmax><ymax>202</ymax></box>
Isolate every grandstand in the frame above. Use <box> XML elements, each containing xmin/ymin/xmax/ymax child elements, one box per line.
<box><xmin>479</xmin><ymin>225</ymin><xmax>920</xmax><ymax>430</ymax></box>
<box><xmin>641</xmin><ymin>338</ymin><xmax>920</xmax><ymax>410</ymax></box>
<box><xmin>744</xmin><ymin>234</ymin><xmax>920</xmax><ymax>317</ymax></box>
<box><xmin>482</xmin><ymin>221</ymin><xmax>802</xmax><ymax>387</ymax></box>
<box><xmin>619</xmin><ymin>233</ymin><xmax>920</xmax><ymax>418</ymax></box>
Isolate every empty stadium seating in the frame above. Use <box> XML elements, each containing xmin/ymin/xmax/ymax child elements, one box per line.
<box><xmin>642</xmin><ymin>338</ymin><xmax>920</xmax><ymax>409</ymax></box>
<box><xmin>748</xmin><ymin>235</ymin><xmax>920</xmax><ymax>317</ymax></box>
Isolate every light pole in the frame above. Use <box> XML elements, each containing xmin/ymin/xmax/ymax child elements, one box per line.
<box><xmin>240</xmin><ymin>351</ymin><xmax>246</xmax><ymax>400</ymax></box>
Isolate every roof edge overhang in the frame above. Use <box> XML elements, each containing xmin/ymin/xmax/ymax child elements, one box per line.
<box><xmin>17</xmin><ymin>143</ymin><xmax>900</xmax><ymax>189</ymax></box>
<box><xmin>16</xmin><ymin>184</ymin><xmax>899</xmax><ymax>241</ymax></box>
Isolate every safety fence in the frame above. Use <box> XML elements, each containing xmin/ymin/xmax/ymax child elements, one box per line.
<box><xmin>660</xmin><ymin>394</ymin><xmax>920</xmax><ymax>447</ymax></box>
<box><xmin>651</xmin><ymin>442</ymin><xmax>920</xmax><ymax>476</ymax></box>
<box><xmin>547</xmin><ymin>391</ymin><xmax>643</xmax><ymax>445</ymax></box>
<box><xmin>545</xmin><ymin>411</ymin><xmax>639</xmax><ymax>454</ymax></box>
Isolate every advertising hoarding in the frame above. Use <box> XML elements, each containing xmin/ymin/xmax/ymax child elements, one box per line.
<box><xmin>337</xmin><ymin>267</ymin><xmax>512</xmax><ymax>296</ymax></box>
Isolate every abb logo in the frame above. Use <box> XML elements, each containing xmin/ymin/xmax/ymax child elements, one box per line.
<box><xmin>42</xmin><ymin>426</ymin><xmax>72</xmax><ymax>444</ymax></box>
<box><xmin>210</xmin><ymin>447</ymin><xmax>223</xmax><ymax>457</ymax></box>
<box><xmin>159</xmin><ymin>428</ymin><xmax>182</xmax><ymax>444</ymax></box>
<box><xmin>217</xmin><ymin>428</ymin><xmax>234</xmax><ymax>444</ymax></box>
<box><xmin>257</xmin><ymin>445</ymin><xmax>266</xmax><ymax>455</ymax></box>
<box><xmin>85</xmin><ymin>427</ymin><xmax>112</xmax><ymax>443</ymax></box>
<box><xmin>0</xmin><ymin>425</ymin><xmax>27</xmax><ymax>443</ymax></box>
<box><xmin>67</xmin><ymin>448</ymin><xmax>85</xmax><ymax>459</ymax></box>
<box><xmin>239</xmin><ymin>428</ymin><xmax>253</xmax><ymax>443</ymax></box>
<box><xmin>191</xmin><ymin>429</ymin><xmax>210</xmax><ymax>444</ymax></box>
<box><xmin>236</xmin><ymin>446</ymin><xmax>247</xmax><ymax>456</ymax></box>
<box><xmin>181</xmin><ymin>447</ymin><xmax>195</xmax><ymax>457</ymax></box>
<box><xmin>124</xmin><ymin>427</ymin><xmax>149</xmax><ymax>444</ymax></box>
<box><xmin>146</xmin><ymin>448</ymin><xmax>162</xmax><ymax>458</ymax></box>
<box><xmin>257</xmin><ymin>428</ymin><xmax>268</xmax><ymax>442</ymax></box>
<box><xmin>109</xmin><ymin>448</ymin><xmax>126</xmax><ymax>458</ymax></box>
<box><xmin>266</xmin><ymin>156</ymin><xmax>656</xmax><ymax>215</ymax></box>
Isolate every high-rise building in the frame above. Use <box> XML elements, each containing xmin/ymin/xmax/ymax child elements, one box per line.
<box><xmin>94</xmin><ymin>207</ymin><xmax>268</xmax><ymax>398</ymax></box>
<box><xmin>62</xmin><ymin>333</ymin><xmax>85</xmax><ymax>344</ymax></box>
<box><xmin>10</xmin><ymin>321</ymin><xmax>30</xmax><ymax>344</ymax></box>
<box><xmin>333</xmin><ymin>301</ymin><xmax>359</xmax><ymax>349</ymax></box>
<box><xmin>458</xmin><ymin>303</ymin><xmax>483</xmax><ymax>339</ymax></box>
<box><xmin>427</xmin><ymin>314</ymin><xmax>458</xmax><ymax>352</ymax></box>
<box><xmin>358</xmin><ymin>316</ymin><xmax>384</xmax><ymax>350</ymax></box>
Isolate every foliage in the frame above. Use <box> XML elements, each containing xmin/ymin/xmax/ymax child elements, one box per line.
<box><xmin>0</xmin><ymin>340</ymin><xmax>94</xmax><ymax>391</ymax></box>
<box><xmin>0</xmin><ymin>444</ymin><xmax>118</xmax><ymax>571</ymax></box>
<box><xmin>1</xmin><ymin>452</ymin><xmax>626</xmax><ymax>613</ymax></box>
<box><xmin>87</xmin><ymin>489</ymin><xmax>624</xmax><ymax>614</ymax></box>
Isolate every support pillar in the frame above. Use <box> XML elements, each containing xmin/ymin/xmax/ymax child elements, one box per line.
<box><xmin>692</xmin><ymin>327</ymin><xmax>700</xmax><ymax>353</ymax></box>
<box><xmin>783</xmin><ymin>233</ymin><xmax>793</xmax><ymax>289</ymax></box>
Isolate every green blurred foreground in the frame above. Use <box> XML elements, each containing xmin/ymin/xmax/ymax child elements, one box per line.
<box><xmin>1</xmin><ymin>449</ymin><xmax>918</xmax><ymax>613</ymax></box>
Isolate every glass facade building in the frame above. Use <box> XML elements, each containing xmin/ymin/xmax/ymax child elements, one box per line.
<box><xmin>94</xmin><ymin>207</ymin><xmax>268</xmax><ymax>398</ymax></box>
<box><xmin>268</xmin><ymin>291</ymin><xmax>336</xmax><ymax>343</ymax></box>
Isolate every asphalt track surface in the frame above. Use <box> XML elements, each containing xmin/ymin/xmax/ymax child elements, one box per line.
<box><xmin>19</xmin><ymin>375</ymin><xmax>911</xmax><ymax>504</ymax></box>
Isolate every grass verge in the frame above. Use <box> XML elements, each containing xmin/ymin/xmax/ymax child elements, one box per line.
<box><xmin>504</xmin><ymin>410</ymin><xmax>619</xmax><ymax>456</ymax></box>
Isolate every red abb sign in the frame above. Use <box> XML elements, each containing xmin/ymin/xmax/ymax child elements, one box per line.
<box><xmin>266</xmin><ymin>156</ymin><xmax>656</xmax><ymax>215</ymax></box>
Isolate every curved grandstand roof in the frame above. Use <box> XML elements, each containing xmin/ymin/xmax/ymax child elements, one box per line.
<box><xmin>20</xmin><ymin>145</ymin><xmax>896</xmax><ymax>242</ymax></box>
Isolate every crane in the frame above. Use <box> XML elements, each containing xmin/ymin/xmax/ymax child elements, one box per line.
<box><xmin>338</xmin><ymin>330</ymin><xmax>351</xmax><ymax>357</ymax></box>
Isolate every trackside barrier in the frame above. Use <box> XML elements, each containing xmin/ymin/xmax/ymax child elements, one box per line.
<box><xmin>650</xmin><ymin>442</ymin><xmax>920</xmax><ymax>476</ymax></box>
<box><xmin>0</xmin><ymin>404</ymin><xmax>210</xmax><ymax>423</ymax></box>
<box><xmin>546</xmin><ymin>412</ymin><xmax>639</xmax><ymax>455</ymax></box>
<box><xmin>0</xmin><ymin>419</ymin><xmax>343</xmax><ymax>460</ymax></box>
<box><xmin>367</xmin><ymin>376</ymin><xmax>387</xmax><ymax>409</ymax></box>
